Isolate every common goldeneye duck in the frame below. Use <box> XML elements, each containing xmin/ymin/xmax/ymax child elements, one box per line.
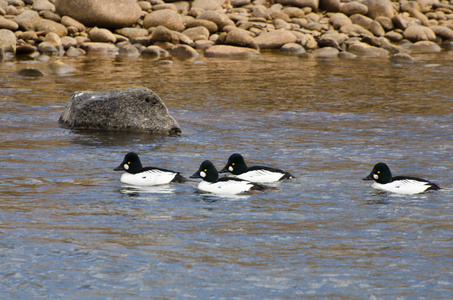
<box><xmin>190</xmin><ymin>160</ymin><xmax>277</xmax><ymax>195</ymax></box>
<box><xmin>363</xmin><ymin>162</ymin><xmax>440</xmax><ymax>195</ymax></box>
<box><xmin>219</xmin><ymin>153</ymin><xmax>294</xmax><ymax>183</ymax></box>
<box><xmin>114</xmin><ymin>152</ymin><xmax>186</xmax><ymax>186</ymax></box>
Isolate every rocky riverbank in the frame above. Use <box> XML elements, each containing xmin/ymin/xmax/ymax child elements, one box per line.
<box><xmin>1</xmin><ymin>0</ymin><xmax>453</xmax><ymax>63</ymax></box>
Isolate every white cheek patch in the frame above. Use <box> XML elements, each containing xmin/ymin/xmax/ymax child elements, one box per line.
<box><xmin>124</xmin><ymin>164</ymin><xmax>129</xmax><ymax>170</ymax></box>
<box><xmin>373</xmin><ymin>174</ymin><xmax>378</xmax><ymax>180</ymax></box>
<box><xmin>200</xmin><ymin>171</ymin><xmax>206</xmax><ymax>178</ymax></box>
<box><xmin>229</xmin><ymin>166</ymin><xmax>233</xmax><ymax>172</ymax></box>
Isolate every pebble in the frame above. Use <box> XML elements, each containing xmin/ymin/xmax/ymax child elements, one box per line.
<box><xmin>0</xmin><ymin>0</ymin><xmax>450</xmax><ymax>65</ymax></box>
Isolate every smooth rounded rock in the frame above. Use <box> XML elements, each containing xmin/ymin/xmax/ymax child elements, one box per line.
<box><xmin>312</xmin><ymin>47</ymin><xmax>339</xmax><ymax>57</ymax></box>
<box><xmin>171</xmin><ymin>44</ymin><xmax>199</xmax><ymax>60</ymax></box>
<box><xmin>389</xmin><ymin>53</ymin><xmax>414</xmax><ymax>64</ymax></box>
<box><xmin>348</xmin><ymin>41</ymin><xmax>389</xmax><ymax>56</ymax></box>
<box><xmin>59</xmin><ymin>87</ymin><xmax>182</xmax><ymax>135</ymax></box>
<box><xmin>280</xmin><ymin>42</ymin><xmax>306</xmax><ymax>54</ymax></box>
<box><xmin>225</xmin><ymin>28</ymin><xmax>258</xmax><ymax>49</ymax></box>
<box><xmin>409</xmin><ymin>41</ymin><xmax>441</xmax><ymax>53</ymax></box>
<box><xmin>204</xmin><ymin>45</ymin><xmax>260</xmax><ymax>57</ymax></box>
<box><xmin>144</xmin><ymin>9</ymin><xmax>185</xmax><ymax>32</ymax></box>
<box><xmin>254</xmin><ymin>29</ymin><xmax>297</xmax><ymax>49</ymax></box>
<box><xmin>403</xmin><ymin>25</ymin><xmax>436</xmax><ymax>42</ymax></box>
<box><xmin>89</xmin><ymin>27</ymin><xmax>116</xmax><ymax>43</ymax></box>
<box><xmin>0</xmin><ymin>29</ymin><xmax>16</xmax><ymax>54</ymax></box>
<box><xmin>55</xmin><ymin>0</ymin><xmax>142</xmax><ymax>29</ymax></box>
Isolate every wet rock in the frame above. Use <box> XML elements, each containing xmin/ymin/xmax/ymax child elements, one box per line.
<box><xmin>59</xmin><ymin>87</ymin><xmax>182</xmax><ymax>135</ymax></box>
<box><xmin>141</xmin><ymin>45</ymin><xmax>169</xmax><ymax>58</ymax></box>
<box><xmin>16</xmin><ymin>42</ymin><xmax>36</xmax><ymax>54</ymax></box>
<box><xmin>66</xmin><ymin>46</ymin><xmax>85</xmax><ymax>56</ymax></box>
<box><xmin>409</xmin><ymin>41</ymin><xmax>441</xmax><ymax>53</ymax></box>
<box><xmin>151</xmin><ymin>26</ymin><xmax>178</xmax><ymax>43</ymax></box>
<box><xmin>403</xmin><ymin>25</ymin><xmax>436</xmax><ymax>42</ymax></box>
<box><xmin>225</xmin><ymin>28</ymin><xmax>258</xmax><ymax>49</ymax></box>
<box><xmin>312</xmin><ymin>46</ymin><xmax>339</xmax><ymax>57</ymax></box>
<box><xmin>60</xmin><ymin>36</ymin><xmax>77</xmax><ymax>49</ymax></box>
<box><xmin>117</xmin><ymin>44</ymin><xmax>140</xmax><ymax>58</ymax></box>
<box><xmin>348</xmin><ymin>41</ymin><xmax>389</xmax><ymax>56</ymax></box>
<box><xmin>144</xmin><ymin>9</ymin><xmax>185</xmax><ymax>32</ymax></box>
<box><xmin>194</xmin><ymin>39</ymin><xmax>215</xmax><ymax>50</ymax></box>
<box><xmin>89</xmin><ymin>27</ymin><xmax>116</xmax><ymax>43</ymax></box>
<box><xmin>19</xmin><ymin>67</ymin><xmax>45</xmax><ymax>76</ymax></box>
<box><xmin>55</xmin><ymin>0</ymin><xmax>142</xmax><ymax>29</ymax></box>
<box><xmin>254</xmin><ymin>29</ymin><xmax>297</xmax><ymax>49</ymax></box>
<box><xmin>389</xmin><ymin>53</ymin><xmax>414</xmax><ymax>64</ymax></box>
<box><xmin>350</xmin><ymin>14</ymin><xmax>373</xmax><ymax>30</ymax></box>
<box><xmin>80</xmin><ymin>42</ymin><xmax>119</xmax><ymax>54</ymax></box>
<box><xmin>0</xmin><ymin>29</ymin><xmax>16</xmax><ymax>54</ymax></box>
<box><xmin>37</xmin><ymin>41</ymin><xmax>59</xmax><ymax>55</ymax></box>
<box><xmin>49</xmin><ymin>60</ymin><xmax>76</xmax><ymax>75</ymax></box>
<box><xmin>338</xmin><ymin>51</ymin><xmax>356</xmax><ymax>59</ymax></box>
<box><xmin>280</xmin><ymin>42</ymin><xmax>306</xmax><ymax>54</ymax></box>
<box><xmin>204</xmin><ymin>45</ymin><xmax>260</xmax><ymax>57</ymax></box>
<box><xmin>0</xmin><ymin>17</ymin><xmax>19</xmax><ymax>31</ymax></box>
<box><xmin>171</xmin><ymin>44</ymin><xmax>199</xmax><ymax>60</ymax></box>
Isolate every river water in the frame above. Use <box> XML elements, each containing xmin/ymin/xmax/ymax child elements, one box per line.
<box><xmin>1</xmin><ymin>51</ymin><xmax>452</xmax><ymax>298</ymax></box>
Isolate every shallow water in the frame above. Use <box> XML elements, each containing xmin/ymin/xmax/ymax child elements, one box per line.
<box><xmin>1</xmin><ymin>52</ymin><xmax>452</xmax><ymax>298</ymax></box>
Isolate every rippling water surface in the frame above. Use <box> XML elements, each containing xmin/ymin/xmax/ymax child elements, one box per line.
<box><xmin>1</xmin><ymin>52</ymin><xmax>452</xmax><ymax>298</ymax></box>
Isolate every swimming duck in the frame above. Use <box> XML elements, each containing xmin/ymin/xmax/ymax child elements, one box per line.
<box><xmin>363</xmin><ymin>162</ymin><xmax>440</xmax><ymax>195</ymax></box>
<box><xmin>219</xmin><ymin>153</ymin><xmax>294</xmax><ymax>183</ymax></box>
<box><xmin>114</xmin><ymin>152</ymin><xmax>186</xmax><ymax>186</ymax></box>
<box><xmin>190</xmin><ymin>160</ymin><xmax>276</xmax><ymax>195</ymax></box>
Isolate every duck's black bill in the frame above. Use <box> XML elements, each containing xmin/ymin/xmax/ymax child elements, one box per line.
<box><xmin>219</xmin><ymin>166</ymin><xmax>228</xmax><ymax>173</ymax></box>
<box><xmin>190</xmin><ymin>171</ymin><xmax>201</xmax><ymax>179</ymax></box>
<box><xmin>362</xmin><ymin>173</ymin><xmax>373</xmax><ymax>181</ymax></box>
<box><xmin>114</xmin><ymin>164</ymin><xmax>123</xmax><ymax>171</ymax></box>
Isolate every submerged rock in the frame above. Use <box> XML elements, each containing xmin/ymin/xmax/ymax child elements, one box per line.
<box><xmin>59</xmin><ymin>87</ymin><xmax>182</xmax><ymax>135</ymax></box>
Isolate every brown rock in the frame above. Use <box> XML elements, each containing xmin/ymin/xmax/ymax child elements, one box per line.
<box><xmin>409</xmin><ymin>40</ymin><xmax>441</xmax><ymax>53</ymax></box>
<box><xmin>254</xmin><ymin>29</ymin><xmax>297</xmax><ymax>49</ymax></box>
<box><xmin>341</xmin><ymin>2</ymin><xmax>368</xmax><ymax>16</ymax></box>
<box><xmin>61</xmin><ymin>16</ymin><xmax>86</xmax><ymax>32</ymax></box>
<box><xmin>329</xmin><ymin>13</ymin><xmax>352</xmax><ymax>30</ymax></box>
<box><xmin>430</xmin><ymin>26</ymin><xmax>453</xmax><ymax>40</ymax></box>
<box><xmin>55</xmin><ymin>0</ymin><xmax>141</xmax><ymax>29</ymax></box>
<box><xmin>171</xmin><ymin>44</ymin><xmax>199</xmax><ymax>60</ymax></box>
<box><xmin>0</xmin><ymin>28</ymin><xmax>16</xmax><ymax>54</ymax></box>
<box><xmin>144</xmin><ymin>9</ymin><xmax>185</xmax><ymax>32</ymax></box>
<box><xmin>182</xmin><ymin>26</ymin><xmax>210</xmax><ymax>40</ymax></box>
<box><xmin>185</xmin><ymin>18</ymin><xmax>218</xmax><ymax>34</ymax></box>
<box><xmin>274</xmin><ymin>0</ymin><xmax>319</xmax><ymax>10</ymax></box>
<box><xmin>36</xmin><ymin>19</ymin><xmax>68</xmax><ymax>37</ymax></box>
<box><xmin>348</xmin><ymin>41</ymin><xmax>389</xmax><ymax>56</ymax></box>
<box><xmin>80</xmin><ymin>42</ymin><xmax>119</xmax><ymax>53</ymax></box>
<box><xmin>320</xmin><ymin>0</ymin><xmax>340</xmax><ymax>12</ymax></box>
<box><xmin>313</xmin><ymin>47</ymin><xmax>339</xmax><ymax>57</ymax></box>
<box><xmin>363</xmin><ymin>0</ymin><xmax>395</xmax><ymax>19</ymax></box>
<box><xmin>89</xmin><ymin>27</ymin><xmax>116</xmax><ymax>43</ymax></box>
<box><xmin>204</xmin><ymin>44</ymin><xmax>260</xmax><ymax>57</ymax></box>
<box><xmin>225</xmin><ymin>28</ymin><xmax>258</xmax><ymax>49</ymax></box>
<box><xmin>192</xmin><ymin>0</ymin><xmax>224</xmax><ymax>11</ymax></box>
<box><xmin>403</xmin><ymin>25</ymin><xmax>436</xmax><ymax>42</ymax></box>
<box><xmin>340</xmin><ymin>24</ymin><xmax>373</xmax><ymax>37</ymax></box>
<box><xmin>0</xmin><ymin>16</ymin><xmax>19</xmax><ymax>31</ymax></box>
<box><xmin>197</xmin><ymin>11</ymin><xmax>235</xmax><ymax>31</ymax></box>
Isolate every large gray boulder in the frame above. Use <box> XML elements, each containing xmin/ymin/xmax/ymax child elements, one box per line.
<box><xmin>55</xmin><ymin>0</ymin><xmax>141</xmax><ymax>29</ymax></box>
<box><xmin>59</xmin><ymin>87</ymin><xmax>182</xmax><ymax>135</ymax></box>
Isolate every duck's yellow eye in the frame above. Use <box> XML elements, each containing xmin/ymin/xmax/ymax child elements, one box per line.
<box><xmin>377</xmin><ymin>171</ymin><xmax>380</xmax><ymax>174</ymax></box>
<box><xmin>232</xmin><ymin>163</ymin><xmax>235</xmax><ymax>166</ymax></box>
<box><xmin>204</xmin><ymin>169</ymin><xmax>207</xmax><ymax>172</ymax></box>
<box><xmin>128</xmin><ymin>161</ymin><xmax>131</xmax><ymax>164</ymax></box>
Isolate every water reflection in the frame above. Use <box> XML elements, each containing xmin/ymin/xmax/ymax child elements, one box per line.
<box><xmin>1</xmin><ymin>52</ymin><xmax>452</xmax><ymax>299</ymax></box>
